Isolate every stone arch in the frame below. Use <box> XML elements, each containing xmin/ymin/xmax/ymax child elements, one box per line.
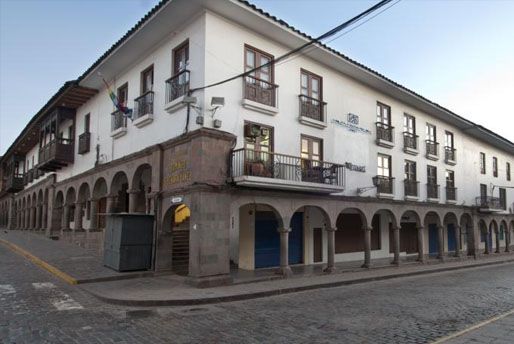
<box><xmin>423</xmin><ymin>211</ymin><xmax>442</xmax><ymax>257</ymax></box>
<box><xmin>162</xmin><ymin>203</ymin><xmax>192</xmax><ymax>276</ymax></box>
<box><xmin>92</xmin><ymin>177</ymin><xmax>108</xmax><ymax>229</ymax></box>
<box><xmin>395</xmin><ymin>210</ymin><xmax>423</xmax><ymax>261</ymax></box>
<box><xmin>443</xmin><ymin>212</ymin><xmax>460</xmax><ymax>255</ymax></box>
<box><xmin>93</xmin><ymin>177</ymin><xmax>108</xmax><ymax>199</ymax></box>
<box><xmin>110</xmin><ymin>171</ymin><xmax>129</xmax><ymax>213</ymax></box>
<box><xmin>65</xmin><ymin>187</ymin><xmax>76</xmax><ymax>205</ymax></box>
<box><xmin>77</xmin><ymin>182</ymin><xmax>91</xmax><ymax>203</ymax></box>
<box><xmin>130</xmin><ymin>163</ymin><xmax>152</xmax><ymax>213</ymax></box>
<box><xmin>333</xmin><ymin>207</ymin><xmax>370</xmax><ymax>263</ymax></box>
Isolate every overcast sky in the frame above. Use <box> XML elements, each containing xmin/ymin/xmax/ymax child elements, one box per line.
<box><xmin>1</xmin><ymin>0</ymin><xmax>513</xmax><ymax>155</ymax></box>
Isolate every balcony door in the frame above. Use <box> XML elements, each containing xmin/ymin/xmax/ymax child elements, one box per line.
<box><xmin>173</xmin><ymin>42</ymin><xmax>189</xmax><ymax>75</ymax></box>
<box><xmin>244</xmin><ymin>123</ymin><xmax>273</xmax><ymax>176</ymax></box>
<box><xmin>403</xmin><ymin>114</ymin><xmax>415</xmax><ymax>134</ymax></box>
<box><xmin>300</xmin><ymin>70</ymin><xmax>322</xmax><ymax>120</ymax></box>
<box><xmin>445</xmin><ymin>131</ymin><xmax>454</xmax><ymax>149</ymax></box>
<box><xmin>245</xmin><ymin>45</ymin><xmax>274</xmax><ymax>106</ymax></box>
<box><xmin>427</xmin><ymin>165</ymin><xmax>437</xmax><ymax>185</ymax></box>
<box><xmin>426</xmin><ymin>124</ymin><xmax>436</xmax><ymax>142</ymax></box>
<box><xmin>117</xmin><ymin>84</ymin><xmax>128</xmax><ymax>108</ymax></box>
<box><xmin>141</xmin><ymin>66</ymin><xmax>154</xmax><ymax>94</ymax></box>
<box><xmin>301</xmin><ymin>135</ymin><xmax>322</xmax><ymax>182</ymax></box>
<box><xmin>377</xmin><ymin>102</ymin><xmax>391</xmax><ymax>127</ymax></box>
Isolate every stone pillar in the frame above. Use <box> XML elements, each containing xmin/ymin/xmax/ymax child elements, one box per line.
<box><xmin>454</xmin><ymin>226</ymin><xmax>461</xmax><ymax>257</ymax></box>
<box><xmin>278</xmin><ymin>227</ymin><xmax>293</xmax><ymax>277</ymax></box>
<box><xmin>392</xmin><ymin>226</ymin><xmax>400</xmax><ymax>265</ymax></box>
<box><xmin>128</xmin><ymin>189</ymin><xmax>139</xmax><ymax>213</ymax></box>
<box><xmin>42</xmin><ymin>203</ymin><xmax>48</xmax><ymax>231</ymax></box>
<box><xmin>484</xmin><ymin>230</ymin><xmax>490</xmax><ymax>254</ymax></box>
<box><xmin>505</xmin><ymin>229</ymin><xmax>511</xmax><ymax>253</ymax></box>
<box><xmin>29</xmin><ymin>206</ymin><xmax>35</xmax><ymax>230</ymax></box>
<box><xmin>62</xmin><ymin>205</ymin><xmax>70</xmax><ymax>231</ymax></box>
<box><xmin>362</xmin><ymin>226</ymin><xmax>372</xmax><ymax>268</ymax></box>
<box><xmin>324</xmin><ymin>227</ymin><xmax>337</xmax><ymax>273</ymax></box>
<box><xmin>417</xmin><ymin>226</ymin><xmax>425</xmax><ymax>263</ymax></box>
<box><xmin>89</xmin><ymin>199</ymin><xmax>98</xmax><ymax>231</ymax></box>
<box><xmin>106</xmin><ymin>196</ymin><xmax>115</xmax><ymax>213</ymax></box>
<box><xmin>495</xmin><ymin>229</ymin><xmax>500</xmax><ymax>253</ymax></box>
<box><xmin>35</xmin><ymin>205</ymin><xmax>41</xmax><ymax>230</ymax></box>
<box><xmin>437</xmin><ymin>226</ymin><xmax>444</xmax><ymax>260</ymax></box>
<box><xmin>74</xmin><ymin>202</ymin><xmax>83</xmax><ymax>231</ymax></box>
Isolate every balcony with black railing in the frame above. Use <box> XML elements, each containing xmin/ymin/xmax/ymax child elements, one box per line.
<box><xmin>446</xmin><ymin>186</ymin><xmax>457</xmax><ymax>203</ymax></box>
<box><xmin>376</xmin><ymin>123</ymin><xmax>394</xmax><ymax>148</ymax></box>
<box><xmin>374</xmin><ymin>175</ymin><xmax>394</xmax><ymax>196</ymax></box>
<box><xmin>78</xmin><ymin>132</ymin><xmax>91</xmax><ymax>154</ymax></box>
<box><xmin>426</xmin><ymin>183</ymin><xmax>439</xmax><ymax>201</ymax></box>
<box><xmin>475</xmin><ymin>196</ymin><xmax>502</xmax><ymax>213</ymax></box>
<box><xmin>110</xmin><ymin>110</ymin><xmax>127</xmax><ymax>138</ymax></box>
<box><xmin>165</xmin><ymin>70</ymin><xmax>190</xmax><ymax>112</ymax></box>
<box><xmin>425</xmin><ymin>140</ymin><xmax>439</xmax><ymax>160</ymax></box>
<box><xmin>404</xmin><ymin>179</ymin><xmax>419</xmax><ymax>199</ymax></box>
<box><xmin>403</xmin><ymin>132</ymin><xmax>418</xmax><ymax>155</ymax></box>
<box><xmin>444</xmin><ymin>146</ymin><xmax>457</xmax><ymax>165</ymax></box>
<box><xmin>243</xmin><ymin>76</ymin><xmax>278</xmax><ymax>113</ymax></box>
<box><xmin>299</xmin><ymin>95</ymin><xmax>327</xmax><ymax>128</ymax></box>
<box><xmin>231</xmin><ymin>148</ymin><xmax>345</xmax><ymax>193</ymax></box>
<box><xmin>38</xmin><ymin>138</ymin><xmax>74</xmax><ymax>171</ymax></box>
<box><xmin>133</xmin><ymin>91</ymin><xmax>154</xmax><ymax>127</ymax></box>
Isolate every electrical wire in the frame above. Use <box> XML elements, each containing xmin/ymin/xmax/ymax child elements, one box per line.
<box><xmin>189</xmin><ymin>0</ymin><xmax>395</xmax><ymax>94</ymax></box>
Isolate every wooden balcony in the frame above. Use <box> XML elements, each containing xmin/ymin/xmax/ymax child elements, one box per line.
<box><xmin>231</xmin><ymin>148</ymin><xmax>345</xmax><ymax>193</ymax></box>
<box><xmin>243</xmin><ymin>75</ymin><xmax>278</xmax><ymax>110</ymax></box>
<box><xmin>475</xmin><ymin>196</ymin><xmax>502</xmax><ymax>213</ymax></box>
<box><xmin>78</xmin><ymin>132</ymin><xmax>91</xmax><ymax>155</ymax></box>
<box><xmin>38</xmin><ymin>138</ymin><xmax>74</xmax><ymax>171</ymax></box>
<box><xmin>5</xmin><ymin>174</ymin><xmax>24</xmax><ymax>193</ymax></box>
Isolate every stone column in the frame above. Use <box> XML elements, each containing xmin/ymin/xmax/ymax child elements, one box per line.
<box><xmin>74</xmin><ymin>202</ymin><xmax>83</xmax><ymax>231</ymax></box>
<box><xmin>362</xmin><ymin>226</ymin><xmax>372</xmax><ymax>268</ymax></box>
<box><xmin>62</xmin><ymin>205</ymin><xmax>70</xmax><ymax>231</ymax></box>
<box><xmin>392</xmin><ymin>226</ymin><xmax>400</xmax><ymax>265</ymax></box>
<box><xmin>484</xmin><ymin>230</ymin><xmax>490</xmax><ymax>254</ymax></box>
<box><xmin>417</xmin><ymin>226</ymin><xmax>425</xmax><ymax>263</ymax></box>
<box><xmin>128</xmin><ymin>189</ymin><xmax>139</xmax><ymax>213</ymax></box>
<box><xmin>324</xmin><ymin>227</ymin><xmax>337</xmax><ymax>273</ymax></box>
<box><xmin>495</xmin><ymin>230</ymin><xmax>500</xmax><ymax>253</ymax></box>
<box><xmin>29</xmin><ymin>206</ymin><xmax>35</xmax><ymax>230</ymax></box>
<box><xmin>278</xmin><ymin>227</ymin><xmax>293</xmax><ymax>277</ymax></box>
<box><xmin>437</xmin><ymin>226</ymin><xmax>444</xmax><ymax>260</ymax></box>
<box><xmin>454</xmin><ymin>226</ymin><xmax>461</xmax><ymax>257</ymax></box>
<box><xmin>505</xmin><ymin>229</ymin><xmax>511</xmax><ymax>253</ymax></box>
<box><xmin>42</xmin><ymin>203</ymin><xmax>48</xmax><ymax>231</ymax></box>
<box><xmin>89</xmin><ymin>199</ymin><xmax>98</xmax><ymax>231</ymax></box>
<box><xmin>106</xmin><ymin>195</ymin><xmax>115</xmax><ymax>213</ymax></box>
<box><xmin>35</xmin><ymin>205</ymin><xmax>41</xmax><ymax>230</ymax></box>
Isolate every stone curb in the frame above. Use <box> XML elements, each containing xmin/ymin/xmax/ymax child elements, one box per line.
<box><xmin>84</xmin><ymin>258</ymin><xmax>514</xmax><ymax>307</ymax></box>
<box><xmin>0</xmin><ymin>238</ymin><xmax>156</xmax><ymax>285</ymax></box>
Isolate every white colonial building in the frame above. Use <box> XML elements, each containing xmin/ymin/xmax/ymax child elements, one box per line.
<box><xmin>1</xmin><ymin>0</ymin><xmax>513</xmax><ymax>286</ymax></box>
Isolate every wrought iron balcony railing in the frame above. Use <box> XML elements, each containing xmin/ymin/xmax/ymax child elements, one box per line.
<box><xmin>404</xmin><ymin>179</ymin><xmax>419</xmax><ymax>197</ymax></box>
<box><xmin>374</xmin><ymin>175</ymin><xmax>394</xmax><ymax>194</ymax></box>
<box><xmin>376</xmin><ymin>122</ymin><xmax>394</xmax><ymax>143</ymax></box>
<box><xmin>111</xmin><ymin>110</ymin><xmax>127</xmax><ymax>132</ymax></box>
<box><xmin>299</xmin><ymin>94</ymin><xmax>326</xmax><ymax>122</ymax></box>
<box><xmin>78</xmin><ymin>132</ymin><xmax>91</xmax><ymax>154</ymax></box>
<box><xmin>165</xmin><ymin>70</ymin><xmax>190</xmax><ymax>103</ymax></box>
<box><xmin>244</xmin><ymin>75</ymin><xmax>278</xmax><ymax>107</ymax></box>
<box><xmin>427</xmin><ymin>183</ymin><xmax>439</xmax><ymax>199</ymax></box>
<box><xmin>231</xmin><ymin>148</ymin><xmax>345</xmax><ymax>187</ymax></box>
<box><xmin>446</xmin><ymin>186</ymin><xmax>457</xmax><ymax>201</ymax></box>
<box><xmin>444</xmin><ymin>146</ymin><xmax>456</xmax><ymax>163</ymax></box>
<box><xmin>475</xmin><ymin>196</ymin><xmax>501</xmax><ymax>209</ymax></box>
<box><xmin>133</xmin><ymin>91</ymin><xmax>154</xmax><ymax>119</ymax></box>
<box><xmin>403</xmin><ymin>132</ymin><xmax>418</xmax><ymax>150</ymax></box>
<box><xmin>425</xmin><ymin>140</ymin><xmax>439</xmax><ymax>157</ymax></box>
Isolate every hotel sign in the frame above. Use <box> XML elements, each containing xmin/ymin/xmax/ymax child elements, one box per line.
<box><xmin>331</xmin><ymin>113</ymin><xmax>371</xmax><ymax>134</ymax></box>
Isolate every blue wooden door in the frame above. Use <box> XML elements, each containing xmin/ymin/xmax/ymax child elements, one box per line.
<box><xmin>447</xmin><ymin>224</ymin><xmax>456</xmax><ymax>252</ymax></box>
<box><xmin>429</xmin><ymin>224</ymin><xmax>438</xmax><ymax>255</ymax></box>
<box><xmin>289</xmin><ymin>212</ymin><xmax>303</xmax><ymax>265</ymax></box>
<box><xmin>254</xmin><ymin>212</ymin><xmax>280</xmax><ymax>268</ymax></box>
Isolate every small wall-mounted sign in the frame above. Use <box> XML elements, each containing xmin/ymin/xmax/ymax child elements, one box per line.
<box><xmin>331</xmin><ymin>113</ymin><xmax>371</xmax><ymax>134</ymax></box>
<box><xmin>171</xmin><ymin>196</ymin><xmax>184</xmax><ymax>204</ymax></box>
<box><xmin>345</xmin><ymin>162</ymin><xmax>366</xmax><ymax>172</ymax></box>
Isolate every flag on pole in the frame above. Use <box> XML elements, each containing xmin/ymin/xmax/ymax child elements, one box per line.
<box><xmin>99</xmin><ymin>75</ymin><xmax>133</xmax><ymax>119</ymax></box>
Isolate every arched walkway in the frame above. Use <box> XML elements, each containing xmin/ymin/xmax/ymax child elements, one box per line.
<box><xmin>460</xmin><ymin>213</ymin><xmax>474</xmax><ymax>256</ymax></box>
<box><xmin>130</xmin><ymin>164</ymin><xmax>152</xmax><ymax>213</ymax></box>
<box><xmin>489</xmin><ymin>220</ymin><xmax>500</xmax><ymax>254</ymax></box>
<box><xmin>93</xmin><ymin>177</ymin><xmax>108</xmax><ymax>229</ymax></box>
<box><xmin>335</xmin><ymin>208</ymin><xmax>371</xmax><ymax>266</ymax></box>
<box><xmin>424</xmin><ymin>211</ymin><xmax>443</xmax><ymax>259</ymax></box>
<box><xmin>76</xmin><ymin>183</ymin><xmax>91</xmax><ymax>231</ymax></box>
<box><xmin>110</xmin><ymin>171</ymin><xmax>129</xmax><ymax>213</ymax></box>
<box><xmin>478</xmin><ymin>219</ymin><xmax>489</xmax><ymax>254</ymax></box>
<box><xmin>399</xmin><ymin>210</ymin><xmax>424</xmax><ymax>262</ymax></box>
<box><xmin>443</xmin><ymin>212</ymin><xmax>460</xmax><ymax>257</ymax></box>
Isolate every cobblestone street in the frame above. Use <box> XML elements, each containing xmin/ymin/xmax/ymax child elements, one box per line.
<box><xmin>1</xmin><ymin>243</ymin><xmax>514</xmax><ymax>344</ymax></box>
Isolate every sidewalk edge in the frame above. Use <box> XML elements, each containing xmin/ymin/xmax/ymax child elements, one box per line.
<box><xmin>0</xmin><ymin>238</ymin><xmax>78</xmax><ymax>285</ymax></box>
<box><xmin>84</xmin><ymin>258</ymin><xmax>514</xmax><ymax>307</ymax></box>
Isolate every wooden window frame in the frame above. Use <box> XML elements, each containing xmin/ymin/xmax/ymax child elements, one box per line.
<box><xmin>84</xmin><ymin>113</ymin><xmax>90</xmax><ymax>133</ymax></box>
<box><xmin>172</xmin><ymin>40</ymin><xmax>189</xmax><ymax>76</ymax></box>
<box><xmin>492</xmin><ymin>157</ymin><xmax>498</xmax><ymax>177</ymax></box>
<box><xmin>427</xmin><ymin>165</ymin><xmax>437</xmax><ymax>185</ymax></box>
<box><xmin>300</xmin><ymin>134</ymin><xmax>323</xmax><ymax>161</ymax></box>
<box><xmin>404</xmin><ymin>160</ymin><xmax>416</xmax><ymax>181</ymax></box>
<box><xmin>445</xmin><ymin>131</ymin><xmax>454</xmax><ymax>149</ymax></box>
<box><xmin>426</xmin><ymin>123</ymin><xmax>437</xmax><ymax>142</ymax></box>
<box><xmin>243</xmin><ymin>120</ymin><xmax>274</xmax><ymax>152</ymax></box>
<box><xmin>446</xmin><ymin>170</ymin><xmax>455</xmax><ymax>188</ymax></box>
<box><xmin>507</xmin><ymin>162</ymin><xmax>511</xmax><ymax>181</ymax></box>
<box><xmin>376</xmin><ymin>102</ymin><xmax>391</xmax><ymax>126</ymax></box>
<box><xmin>117</xmin><ymin>83</ymin><xmax>128</xmax><ymax>107</ymax></box>
<box><xmin>480</xmin><ymin>152</ymin><xmax>486</xmax><ymax>174</ymax></box>
<box><xmin>300</xmin><ymin>68</ymin><xmax>323</xmax><ymax>100</ymax></box>
<box><xmin>403</xmin><ymin>113</ymin><xmax>416</xmax><ymax>135</ymax></box>
<box><xmin>140</xmin><ymin>64</ymin><xmax>154</xmax><ymax>95</ymax></box>
<box><xmin>244</xmin><ymin>44</ymin><xmax>274</xmax><ymax>83</ymax></box>
<box><xmin>377</xmin><ymin>154</ymin><xmax>392</xmax><ymax>177</ymax></box>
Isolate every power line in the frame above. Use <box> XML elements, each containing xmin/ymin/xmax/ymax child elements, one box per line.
<box><xmin>189</xmin><ymin>0</ymin><xmax>395</xmax><ymax>94</ymax></box>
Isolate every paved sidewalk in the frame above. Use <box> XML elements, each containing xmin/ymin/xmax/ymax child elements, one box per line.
<box><xmin>0</xmin><ymin>229</ymin><xmax>153</xmax><ymax>283</ymax></box>
<box><xmin>2</xmin><ymin>229</ymin><xmax>514</xmax><ymax>307</ymax></box>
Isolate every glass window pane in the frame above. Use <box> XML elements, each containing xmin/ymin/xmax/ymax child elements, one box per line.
<box><xmin>301</xmin><ymin>74</ymin><xmax>307</xmax><ymax>88</ymax></box>
<box><xmin>312</xmin><ymin>142</ymin><xmax>319</xmax><ymax>155</ymax></box>
<box><xmin>301</xmin><ymin>139</ymin><xmax>308</xmax><ymax>152</ymax></box>
<box><xmin>246</xmin><ymin>50</ymin><xmax>255</xmax><ymax>68</ymax></box>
